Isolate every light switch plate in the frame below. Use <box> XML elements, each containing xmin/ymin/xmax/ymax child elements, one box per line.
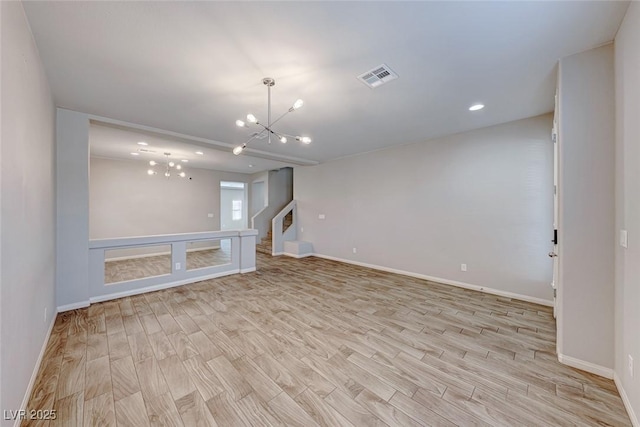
<box><xmin>620</xmin><ymin>230</ymin><xmax>628</xmax><ymax>248</ymax></box>
<box><xmin>318</xmin><ymin>214</ymin><xmax>326</xmax><ymax>220</ymax></box>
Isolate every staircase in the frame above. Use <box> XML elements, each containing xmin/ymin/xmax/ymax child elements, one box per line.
<box><xmin>255</xmin><ymin>230</ymin><xmax>273</xmax><ymax>255</ymax></box>
<box><xmin>256</xmin><ymin>211</ymin><xmax>293</xmax><ymax>255</ymax></box>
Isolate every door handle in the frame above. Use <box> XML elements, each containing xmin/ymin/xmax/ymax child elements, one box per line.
<box><xmin>548</xmin><ymin>252</ymin><xmax>557</xmax><ymax>258</ymax></box>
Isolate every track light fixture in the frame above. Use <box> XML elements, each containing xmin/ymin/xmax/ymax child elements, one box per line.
<box><xmin>233</xmin><ymin>77</ymin><xmax>311</xmax><ymax>155</ymax></box>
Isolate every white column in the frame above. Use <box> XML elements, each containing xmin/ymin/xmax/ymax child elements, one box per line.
<box><xmin>239</xmin><ymin>229</ymin><xmax>258</xmax><ymax>273</ymax></box>
<box><xmin>56</xmin><ymin>108</ymin><xmax>91</xmax><ymax>309</ymax></box>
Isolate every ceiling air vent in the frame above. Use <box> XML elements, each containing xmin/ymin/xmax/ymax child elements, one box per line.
<box><xmin>138</xmin><ymin>148</ymin><xmax>156</xmax><ymax>153</ymax></box>
<box><xmin>251</xmin><ymin>131</ymin><xmax>268</xmax><ymax>140</ymax></box>
<box><xmin>357</xmin><ymin>64</ymin><xmax>398</xmax><ymax>88</ymax></box>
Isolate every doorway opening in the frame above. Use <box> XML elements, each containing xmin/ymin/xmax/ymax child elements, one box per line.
<box><xmin>220</xmin><ymin>181</ymin><xmax>247</xmax><ymax>230</ymax></box>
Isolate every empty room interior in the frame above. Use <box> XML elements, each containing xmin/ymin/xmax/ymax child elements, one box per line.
<box><xmin>2</xmin><ymin>1</ymin><xmax>640</xmax><ymax>426</ymax></box>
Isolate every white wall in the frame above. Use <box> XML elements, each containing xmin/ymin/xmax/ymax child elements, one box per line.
<box><xmin>220</xmin><ymin>187</ymin><xmax>247</xmax><ymax>230</ymax></box>
<box><xmin>295</xmin><ymin>115</ymin><xmax>554</xmax><ymax>303</ymax></box>
<box><xmin>1</xmin><ymin>2</ymin><xmax>57</xmax><ymax>423</ymax></box>
<box><xmin>557</xmin><ymin>44</ymin><xmax>615</xmax><ymax>373</ymax></box>
<box><xmin>614</xmin><ymin>4</ymin><xmax>640</xmax><ymax>422</ymax></box>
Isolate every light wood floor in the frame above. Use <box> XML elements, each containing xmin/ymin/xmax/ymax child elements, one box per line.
<box><xmin>25</xmin><ymin>254</ymin><xmax>631</xmax><ymax>426</ymax></box>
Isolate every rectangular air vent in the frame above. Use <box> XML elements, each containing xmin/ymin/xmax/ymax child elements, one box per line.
<box><xmin>251</xmin><ymin>131</ymin><xmax>268</xmax><ymax>140</ymax></box>
<box><xmin>357</xmin><ymin>64</ymin><xmax>398</xmax><ymax>88</ymax></box>
<box><xmin>138</xmin><ymin>148</ymin><xmax>156</xmax><ymax>153</ymax></box>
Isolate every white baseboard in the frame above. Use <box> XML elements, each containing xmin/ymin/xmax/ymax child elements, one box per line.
<box><xmin>557</xmin><ymin>353</ymin><xmax>614</xmax><ymax>379</ymax></box>
<box><xmin>283</xmin><ymin>252</ymin><xmax>313</xmax><ymax>259</ymax></box>
<box><xmin>311</xmin><ymin>253</ymin><xmax>553</xmax><ymax>307</ymax></box>
<box><xmin>89</xmin><ymin>269</ymin><xmax>239</xmax><ymax>304</ymax></box>
<box><xmin>15</xmin><ymin>311</ymin><xmax>57</xmax><ymax>427</ymax></box>
<box><xmin>614</xmin><ymin>372</ymin><xmax>639</xmax><ymax>426</ymax></box>
<box><xmin>57</xmin><ymin>301</ymin><xmax>90</xmax><ymax>312</ymax></box>
<box><xmin>240</xmin><ymin>267</ymin><xmax>256</xmax><ymax>273</ymax></box>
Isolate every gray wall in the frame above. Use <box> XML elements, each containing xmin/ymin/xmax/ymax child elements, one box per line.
<box><xmin>250</xmin><ymin>168</ymin><xmax>294</xmax><ymax>242</ymax></box>
<box><xmin>615</xmin><ymin>4</ymin><xmax>640</xmax><ymax>420</ymax></box>
<box><xmin>57</xmin><ymin>109</ymin><xmax>90</xmax><ymax>309</ymax></box>
<box><xmin>90</xmin><ymin>156</ymin><xmax>249</xmax><ymax>237</ymax></box>
<box><xmin>1</xmin><ymin>2</ymin><xmax>57</xmax><ymax>422</ymax></box>
<box><xmin>557</xmin><ymin>44</ymin><xmax>615</xmax><ymax>371</ymax></box>
<box><xmin>295</xmin><ymin>115</ymin><xmax>554</xmax><ymax>302</ymax></box>
<box><xmin>251</xmin><ymin>181</ymin><xmax>266</xmax><ymax>217</ymax></box>
<box><xmin>90</xmin><ymin>156</ymin><xmax>250</xmax><ymax>256</ymax></box>
<box><xmin>268</xmin><ymin>168</ymin><xmax>293</xmax><ymax>220</ymax></box>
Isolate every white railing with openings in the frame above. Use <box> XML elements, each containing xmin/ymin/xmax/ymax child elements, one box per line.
<box><xmin>89</xmin><ymin>229</ymin><xmax>257</xmax><ymax>303</ymax></box>
<box><xmin>271</xmin><ymin>200</ymin><xmax>297</xmax><ymax>255</ymax></box>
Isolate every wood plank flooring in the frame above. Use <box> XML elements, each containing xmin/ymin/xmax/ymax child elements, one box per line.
<box><xmin>24</xmin><ymin>254</ymin><xmax>631</xmax><ymax>426</ymax></box>
<box><xmin>105</xmin><ymin>247</ymin><xmax>232</xmax><ymax>284</ymax></box>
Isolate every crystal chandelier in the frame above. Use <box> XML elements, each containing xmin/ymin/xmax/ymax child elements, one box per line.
<box><xmin>233</xmin><ymin>77</ymin><xmax>311</xmax><ymax>155</ymax></box>
<box><xmin>147</xmin><ymin>152</ymin><xmax>186</xmax><ymax>178</ymax></box>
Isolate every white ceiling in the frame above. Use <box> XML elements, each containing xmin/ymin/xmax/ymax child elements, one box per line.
<box><xmin>89</xmin><ymin>122</ymin><xmax>293</xmax><ymax>174</ymax></box>
<box><xmin>24</xmin><ymin>1</ymin><xmax>628</xmax><ymax>164</ymax></box>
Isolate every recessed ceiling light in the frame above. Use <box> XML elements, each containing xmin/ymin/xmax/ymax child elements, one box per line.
<box><xmin>195</xmin><ymin>151</ymin><xmax>204</xmax><ymax>155</ymax></box>
<box><xmin>130</xmin><ymin>152</ymin><xmax>140</xmax><ymax>156</ymax></box>
<box><xmin>181</xmin><ymin>159</ymin><xmax>189</xmax><ymax>163</ymax></box>
<box><xmin>137</xmin><ymin>141</ymin><xmax>148</xmax><ymax>146</ymax></box>
<box><xmin>249</xmin><ymin>164</ymin><xmax>253</xmax><ymax>168</ymax></box>
<box><xmin>469</xmin><ymin>104</ymin><xmax>485</xmax><ymax>111</ymax></box>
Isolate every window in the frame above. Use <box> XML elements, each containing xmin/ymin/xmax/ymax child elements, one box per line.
<box><xmin>232</xmin><ymin>200</ymin><xmax>242</xmax><ymax>220</ymax></box>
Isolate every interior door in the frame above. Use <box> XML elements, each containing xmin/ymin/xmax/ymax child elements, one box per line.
<box><xmin>550</xmin><ymin>93</ymin><xmax>559</xmax><ymax>318</ymax></box>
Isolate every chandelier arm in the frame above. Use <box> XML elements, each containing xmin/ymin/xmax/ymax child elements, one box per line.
<box><xmin>255</xmin><ymin>122</ymin><xmax>302</xmax><ymax>141</ymax></box>
<box><xmin>276</xmin><ymin>132</ymin><xmax>300</xmax><ymax>139</ymax></box>
<box><xmin>268</xmin><ymin>110</ymin><xmax>292</xmax><ymax>128</ymax></box>
<box><xmin>255</xmin><ymin>110</ymin><xmax>291</xmax><ymax>132</ymax></box>
<box><xmin>234</xmin><ymin>77</ymin><xmax>310</xmax><ymax>154</ymax></box>
<box><xmin>243</xmin><ymin>128</ymin><xmax>267</xmax><ymax>146</ymax></box>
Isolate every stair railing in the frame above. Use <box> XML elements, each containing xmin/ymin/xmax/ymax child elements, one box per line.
<box><xmin>271</xmin><ymin>200</ymin><xmax>297</xmax><ymax>255</ymax></box>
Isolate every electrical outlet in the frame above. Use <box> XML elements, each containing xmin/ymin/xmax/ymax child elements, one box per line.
<box><xmin>352</xmin><ymin>247</ymin><xmax>357</xmax><ymax>254</ymax></box>
<box><xmin>461</xmin><ymin>264</ymin><xmax>467</xmax><ymax>272</ymax></box>
<box><xmin>629</xmin><ymin>355</ymin><xmax>634</xmax><ymax>378</ymax></box>
<box><xmin>300</xmin><ymin>227</ymin><xmax>304</xmax><ymax>233</ymax></box>
<box><xmin>175</xmin><ymin>262</ymin><xmax>181</xmax><ymax>270</ymax></box>
<box><xmin>208</xmin><ymin>213</ymin><xmax>214</xmax><ymax>218</ymax></box>
<box><xmin>318</xmin><ymin>214</ymin><xmax>326</xmax><ymax>220</ymax></box>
